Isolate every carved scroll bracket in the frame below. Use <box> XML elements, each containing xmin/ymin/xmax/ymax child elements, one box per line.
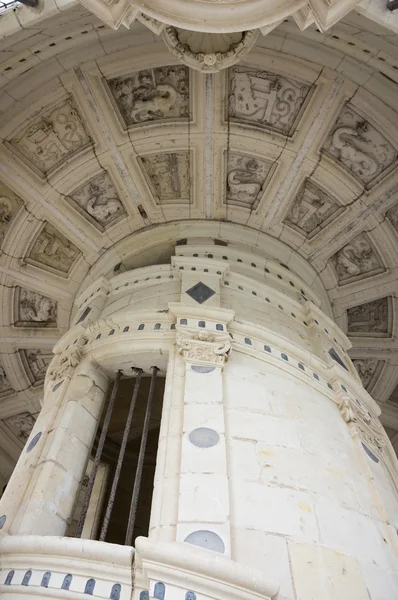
<box><xmin>176</xmin><ymin>330</ymin><xmax>232</xmax><ymax>368</ymax></box>
<box><xmin>337</xmin><ymin>392</ymin><xmax>386</xmax><ymax>457</ymax></box>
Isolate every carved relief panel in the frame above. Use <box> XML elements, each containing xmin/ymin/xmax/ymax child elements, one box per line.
<box><xmin>4</xmin><ymin>412</ymin><xmax>36</xmax><ymax>440</ymax></box>
<box><xmin>352</xmin><ymin>358</ymin><xmax>384</xmax><ymax>391</ymax></box>
<box><xmin>226</xmin><ymin>153</ymin><xmax>272</xmax><ymax>208</ymax></box>
<box><xmin>107</xmin><ymin>66</ymin><xmax>189</xmax><ymax>127</ymax></box>
<box><xmin>228</xmin><ymin>67</ymin><xmax>311</xmax><ymax>135</ymax></box>
<box><xmin>331</xmin><ymin>233</ymin><xmax>383</xmax><ymax>284</ymax></box>
<box><xmin>27</xmin><ymin>223</ymin><xmax>80</xmax><ymax>276</ymax></box>
<box><xmin>0</xmin><ymin>364</ymin><xmax>13</xmax><ymax>397</ymax></box>
<box><xmin>15</xmin><ymin>287</ymin><xmax>57</xmax><ymax>327</ymax></box>
<box><xmin>347</xmin><ymin>297</ymin><xmax>391</xmax><ymax>337</ymax></box>
<box><xmin>322</xmin><ymin>105</ymin><xmax>397</xmax><ymax>185</ymax></box>
<box><xmin>0</xmin><ymin>182</ymin><xmax>23</xmax><ymax>249</ymax></box>
<box><xmin>68</xmin><ymin>172</ymin><xmax>125</xmax><ymax>229</ymax></box>
<box><xmin>387</xmin><ymin>204</ymin><xmax>398</xmax><ymax>234</ymax></box>
<box><xmin>284</xmin><ymin>179</ymin><xmax>342</xmax><ymax>238</ymax></box>
<box><xmin>7</xmin><ymin>98</ymin><xmax>91</xmax><ymax>178</ymax></box>
<box><xmin>140</xmin><ymin>152</ymin><xmax>191</xmax><ymax>204</ymax></box>
<box><xmin>22</xmin><ymin>349</ymin><xmax>53</xmax><ymax>384</ymax></box>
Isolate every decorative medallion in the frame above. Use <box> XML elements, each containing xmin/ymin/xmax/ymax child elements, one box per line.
<box><xmin>162</xmin><ymin>28</ymin><xmax>259</xmax><ymax>73</ymax></box>
<box><xmin>0</xmin><ymin>182</ymin><xmax>23</xmax><ymax>249</ymax></box>
<box><xmin>322</xmin><ymin>105</ymin><xmax>397</xmax><ymax>185</ymax></box>
<box><xmin>228</xmin><ymin>67</ymin><xmax>311</xmax><ymax>135</ymax></box>
<box><xmin>15</xmin><ymin>287</ymin><xmax>57</xmax><ymax>327</ymax></box>
<box><xmin>27</xmin><ymin>223</ymin><xmax>80</xmax><ymax>276</ymax></box>
<box><xmin>331</xmin><ymin>233</ymin><xmax>383</xmax><ymax>284</ymax></box>
<box><xmin>7</xmin><ymin>97</ymin><xmax>91</xmax><ymax>177</ymax></box>
<box><xmin>140</xmin><ymin>152</ymin><xmax>191</xmax><ymax>204</ymax></box>
<box><xmin>68</xmin><ymin>172</ymin><xmax>125</xmax><ymax>229</ymax></box>
<box><xmin>107</xmin><ymin>66</ymin><xmax>189</xmax><ymax>127</ymax></box>
<box><xmin>347</xmin><ymin>297</ymin><xmax>391</xmax><ymax>337</ymax></box>
<box><xmin>226</xmin><ymin>153</ymin><xmax>272</xmax><ymax>208</ymax></box>
<box><xmin>284</xmin><ymin>179</ymin><xmax>342</xmax><ymax>238</ymax></box>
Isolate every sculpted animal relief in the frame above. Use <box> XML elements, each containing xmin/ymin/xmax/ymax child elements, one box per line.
<box><xmin>332</xmin><ymin>234</ymin><xmax>382</xmax><ymax>283</ymax></box>
<box><xmin>69</xmin><ymin>172</ymin><xmax>124</xmax><ymax>228</ymax></box>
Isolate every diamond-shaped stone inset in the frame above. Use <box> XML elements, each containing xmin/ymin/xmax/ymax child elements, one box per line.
<box><xmin>185</xmin><ymin>282</ymin><xmax>215</xmax><ymax>304</ymax></box>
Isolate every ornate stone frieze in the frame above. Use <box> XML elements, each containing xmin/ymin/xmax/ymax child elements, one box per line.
<box><xmin>47</xmin><ymin>336</ymin><xmax>86</xmax><ymax>382</ymax></box>
<box><xmin>0</xmin><ymin>364</ymin><xmax>13</xmax><ymax>396</ymax></box>
<box><xmin>338</xmin><ymin>394</ymin><xmax>385</xmax><ymax>456</ymax></box>
<box><xmin>4</xmin><ymin>411</ymin><xmax>36</xmax><ymax>440</ymax></box>
<box><xmin>7</xmin><ymin>98</ymin><xmax>91</xmax><ymax>177</ymax></box>
<box><xmin>15</xmin><ymin>287</ymin><xmax>57</xmax><ymax>327</ymax></box>
<box><xmin>352</xmin><ymin>358</ymin><xmax>383</xmax><ymax>390</ymax></box>
<box><xmin>284</xmin><ymin>179</ymin><xmax>342</xmax><ymax>238</ymax></box>
<box><xmin>226</xmin><ymin>153</ymin><xmax>272</xmax><ymax>208</ymax></box>
<box><xmin>22</xmin><ymin>350</ymin><xmax>53</xmax><ymax>383</ymax></box>
<box><xmin>0</xmin><ymin>182</ymin><xmax>23</xmax><ymax>249</ymax></box>
<box><xmin>27</xmin><ymin>223</ymin><xmax>80</xmax><ymax>276</ymax></box>
<box><xmin>177</xmin><ymin>330</ymin><xmax>231</xmax><ymax>367</ymax></box>
<box><xmin>387</xmin><ymin>204</ymin><xmax>398</xmax><ymax>234</ymax></box>
<box><xmin>136</xmin><ymin>12</ymin><xmax>165</xmax><ymax>34</ymax></box>
<box><xmin>162</xmin><ymin>28</ymin><xmax>259</xmax><ymax>73</ymax></box>
<box><xmin>322</xmin><ymin>105</ymin><xmax>398</xmax><ymax>185</ymax></box>
<box><xmin>347</xmin><ymin>297</ymin><xmax>391</xmax><ymax>337</ymax></box>
<box><xmin>107</xmin><ymin>66</ymin><xmax>189</xmax><ymax>127</ymax></box>
<box><xmin>331</xmin><ymin>233</ymin><xmax>383</xmax><ymax>284</ymax></box>
<box><xmin>228</xmin><ymin>67</ymin><xmax>311</xmax><ymax>135</ymax></box>
<box><xmin>68</xmin><ymin>172</ymin><xmax>125</xmax><ymax>229</ymax></box>
<box><xmin>140</xmin><ymin>152</ymin><xmax>191</xmax><ymax>204</ymax></box>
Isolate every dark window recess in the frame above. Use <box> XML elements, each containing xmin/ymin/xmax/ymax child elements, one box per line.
<box><xmin>329</xmin><ymin>348</ymin><xmax>348</xmax><ymax>371</ymax></box>
<box><xmin>85</xmin><ymin>579</ymin><xmax>96</xmax><ymax>595</ymax></box>
<box><xmin>41</xmin><ymin>572</ymin><xmax>51</xmax><ymax>588</ymax></box>
<box><xmin>154</xmin><ymin>583</ymin><xmax>166</xmax><ymax>600</ymax></box>
<box><xmin>62</xmin><ymin>575</ymin><xmax>73</xmax><ymax>590</ymax></box>
<box><xmin>22</xmin><ymin>571</ymin><xmax>32</xmax><ymax>586</ymax></box>
<box><xmin>214</xmin><ymin>239</ymin><xmax>228</xmax><ymax>246</ymax></box>
<box><xmin>176</xmin><ymin>238</ymin><xmax>187</xmax><ymax>246</ymax></box>
<box><xmin>110</xmin><ymin>583</ymin><xmax>122</xmax><ymax>600</ymax></box>
<box><xmin>77</xmin><ymin>306</ymin><xmax>91</xmax><ymax>324</ymax></box>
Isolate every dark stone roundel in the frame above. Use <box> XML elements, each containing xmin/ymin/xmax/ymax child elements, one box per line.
<box><xmin>0</xmin><ymin>515</ymin><xmax>6</xmax><ymax>529</ymax></box>
<box><xmin>26</xmin><ymin>431</ymin><xmax>42</xmax><ymax>453</ymax></box>
<box><xmin>184</xmin><ymin>530</ymin><xmax>225</xmax><ymax>553</ymax></box>
<box><xmin>189</xmin><ymin>427</ymin><xmax>219</xmax><ymax>448</ymax></box>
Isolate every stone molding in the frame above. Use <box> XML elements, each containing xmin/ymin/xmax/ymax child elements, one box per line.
<box><xmin>176</xmin><ymin>330</ymin><xmax>232</xmax><ymax>367</ymax></box>
<box><xmin>337</xmin><ymin>392</ymin><xmax>386</xmax><ymax>456</ymax></box>
<box><xmin>134</xmin><ymin>537</ymin><xmax>279</xmax><ymax>600</ymax></box>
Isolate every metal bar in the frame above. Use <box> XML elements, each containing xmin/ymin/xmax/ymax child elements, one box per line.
<box><xmin>125</xmin><ymin>366</ymin><xmax>159</xmax><ymax>546</ymax></box>
<box><xmin>75</xmin><ymin>370</ymin><xmax>121</xmax><ymax>538</ymax></box>
<box><xmin>99</xmin><ymin>370</ymin><xmax>143</xmax><ymax>542</ymax></box>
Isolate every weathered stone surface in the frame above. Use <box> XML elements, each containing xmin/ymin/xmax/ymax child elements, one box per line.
<box><xmin>141</xmin><ymin>152</ymin><xmax>191</xmax><ymax>204</ymax></box>
<box><xmin>4</xmin><ymin>412</ymin><xmax>35</xmax><ymax>440</ymax></box>
<box><xmin>226</xmin><ymin>153</ymin><xmax>272</xmax><ymax>208</ymax></box>
<box><xmin>23</xmin><ymin>349</ymin><xmax>53</xmax><ymax>383</ymax></box>
<box><xmin>0</xmin><ymin>182</ymin><xmax>23</xmax><ymax>249</ymax></box>
<box><xmin>27</xmin><ymin>223</ymin><xmax>80</xmax><ymax>276</ymax></box>
<box><xmin>16</xmin><ymin>288</ymin><xmax>57</xmax><ymax>327</ymax></box>
<box><xmin>347</xmin><ymin>297</ymin><xmax>390</xmax><ymax>335</ymax></box>
<box><xmin>352</xmin><ymin>358</ymin><xmax>383</xmax><ymax>389</ymax></box>
<box><xmin>332</xmin><ymin>233</ymin><xmax>382</xmax><ymax>284</ymax></box>
<box><xmin>69</xmin><ymin>172</ymin><xmax>125</xmax><ymax>228</ymax></box>
<box><xmin>284</xmin><ymin>180</ymin><xmax>341</xmax><ymax>238</ymax></box>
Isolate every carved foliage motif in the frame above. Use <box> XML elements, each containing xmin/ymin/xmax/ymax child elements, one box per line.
<box><xmin>347</xmin><ymin>297</ymin><xmax>390</xmax><ymax>336</ymax></box>
<box><xmin>24</xmin><ymin>350</ymin><xmax>53</xmax><ymax>383</ymax></box>
<box><xmin>352</xmin><ymin>358</ymin><xmax>383</xmax><ymax>390</ymax></box>
<box><xmin>332</xmin><ymin>233</ymin><xmax>382</xmax><ymax>284</ymax></box>
<box><xmin>228</xmin><ymin>67</ymin><xmax>310</xmax><ymax>134</ymax></box>
<box><xmin>27</xmin><ymin>223</ymin><xmax>80</xmax><ymax>276</ymax></box>
<box><xmin>107</xmin><ymin>66</ymin><xmax>189</xmax><ymax>127</ymax></box>
<box><xmin>284</xmin><ymin>179</ymin><xmax>341</xmax><ymax>238</ymax></box>
<box><xmin>226</xmin><ymin>153</ymin><xmax>272</xmax><ymax>208</ymax></box>
<box><xmin>8</xmin><ymin>98</ymin><xmax>91</xmax><ymax>176</ymax></box>
<box><xmin>0</xmin><ymin>364</ymin><xmax>13</xmax><ymax>395</ymax></box>
<box><xmin>177</xmin><ymin>330</ymin><xmax>231</xmax><ymax>367</ymax></box>
<box><xmin>47</xmin><ymin>337</ymin><xmax>86</xmax><ymax>382</ymax></box>
<box><xmin>323</xmin><ymin>105</ymin><xmax>397</xmax><ymax>185</ymax></box>
<box><xmin>4</xmin><ymin>412</ymin><xmax>36</xmax><ymax>440</ymax></box>
<box><xmin>0</xmin><ymin>182</ymin><xmax>23</xmax><ymax>248</ymax></box>
<box><xmin>338</xmin><ymin>394</ymin><xmax>385</xmax><ymax>456</ymax></box>
<box><xmin>69</xmin><ymin>172</ymin><xmax>125</xmax><ymax>228</ymax></box>
<box><xmin>141</xmin><ymin>152</ymin><xmax>191</xmax><ymax>204</ymax></box>
<box><xmin>16</xmin><ymin>288</ymin><xmax>57</xmax><ymax>327</ymax></box>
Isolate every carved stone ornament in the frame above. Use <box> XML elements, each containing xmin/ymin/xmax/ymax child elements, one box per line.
<box><xmin>4</xmin><ymin>411</ymin><xmax>36</xmax><ymax>441</ymax></box>
<box><xmin>347</xmin><ymin>297</ymin><xmax>390</xmax><ymax>337</ymax></box>
<box><xmin>228</xmin><ymin>67</ymin><xmax>311</xmax><ymax>135</ymax></box>
<box><xmin>323</xmin><ymin>105</ymin><xmax>398</xmax><ymax>185</ymax></box>
<box><xmin>47</xmin><ymin>337</ymin><xmax>86</xmax><ymax>382</ymax></box>
<box><xmin>338</xmin><ymin>394</ymin><xmax>386</xmax><ymax>456</ymax></box>
<box><xmin>331</xmin><ymin>233</ymin><xmax>383</xmax><ymax>284</ymax></box>
<box><xmin>161</xmin><ymin>27</ymin><xmax>259</xmax><ymax>73</ymax></box>
<box><xmin>16</xmin><ymin>287</ymin><xmax>57</xmax><ymax>327</ymax></box>
<box><xmin>7</xmin><ymin>97</ymin><xmax>91</xmax><ymax>177</ymax></box>
<box><xmin>177</xmin><ymin>330</ymin><xmax>231</xmax><ymax>367</ymax></box>
<box><xmin>387</xmin><ymin>203</ymin><xmax>398</xmax><ymax>235</ymax></box>
<box><xmin>284</xmin><ymin>179</ymin><xmax>342</xmax><ymax>238</ymax></box>
<box><xmin>0</xmin><ymin>181</ymin><xmax>23</xmax><ymax>249</ymax></box>
<box><xmin>352</xmin><ymin>358</ymin><xmax>383</xmax><ymax>390</ymax></box>
<box><xmin>0</xmin><ymin>365</ymin><xmax>13</xmax><ymax>396</ymax></box>
<box><xmin>23</xmin><ymin>350</ymin><xmax>53</xmax><ymax>383</ymax></box>
<box><xmin>69</xmin><ymin>172</ymin><xmax>125</xmax><ymax>229</ymax></box>
<box><xmin>226</xmin><ymin>153</ymin><xmax>272</xmax><ymax>209</ymax></box>
<box><xmin>107</xmin><ymin>66</ymin><xmax>189</xmax><ymax>127</ymax></box>
<box><xmin>140</xmin><ymin>152</ymin><xmax>191</xmax><ymax>204</ymax></box>
<box><xmin>27</xmin><ymin>223</ymin><xmax>80</xmax><ymax>276</ymax></box>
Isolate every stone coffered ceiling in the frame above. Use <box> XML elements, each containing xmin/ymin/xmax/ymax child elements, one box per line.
<box><xmin>1</xmin><ymin>1</ymin><xmax>398</xmax><ymax>483</ymax></box>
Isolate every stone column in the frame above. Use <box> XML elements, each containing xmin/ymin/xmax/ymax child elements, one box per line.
<box><xmin>0</xmin><ymin>334</ymin><xmax>108</xmax><ymax>537</ymax></box>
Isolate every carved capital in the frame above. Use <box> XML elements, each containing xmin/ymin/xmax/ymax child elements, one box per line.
<box><xmin>176</xmin><ymin>330</ymin><xmax>231</xmax><ymax>367</ymax></box>
<box><xmin>338</xmin><ymin>393</ymin><xmax>386</xmax><ymax>456</ymax></box>
<box><xmin>47</xmin><ymin>336</ymin><xmax>86</xmax><ymax>382</ymax></box>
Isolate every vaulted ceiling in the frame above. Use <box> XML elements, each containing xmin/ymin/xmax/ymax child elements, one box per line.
<box><xmin>1</xmin><ymin>3</ymin><xmax>398</xmax><ymax>485</ymax></box>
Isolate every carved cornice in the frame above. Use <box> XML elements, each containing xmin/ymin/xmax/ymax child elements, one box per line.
<box><xmin>176</xmin><ymin>330</ymin><xmax>231</xmax><ymax>367</ymax></box>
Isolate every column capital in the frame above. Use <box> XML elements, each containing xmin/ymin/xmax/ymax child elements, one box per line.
<box><xmin>176</xmin><ymin>329</ymin><xmax>231</xmax><ymax>368</ymax></box>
